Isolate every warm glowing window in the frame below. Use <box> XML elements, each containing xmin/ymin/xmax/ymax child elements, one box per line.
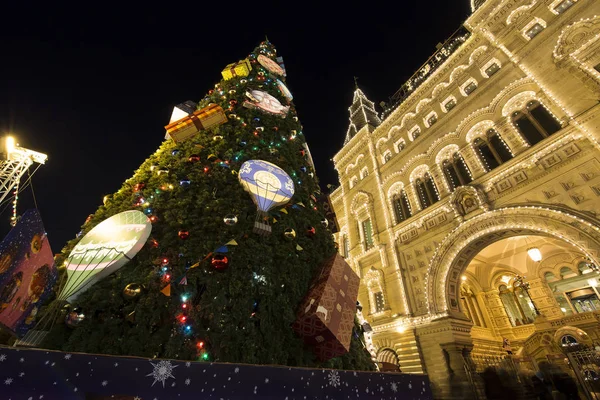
<box><xmin>427</xmin><ymin>114</ymin><xmax>438</xmax><ymax>127</ymax></box>
<box><xmin>511</xmin><ymin>101</ymin><xmax>561</xmax><ymax>146</ymax></box>
<box><xmin>392</xmin><ymin>190</ymin><xmax>412</xmax><ymax>224</ymax></box>
<box><xmin>362</xmin><ymin>219</ymin><xmax>374</xmax><ymax>250</ymax></box>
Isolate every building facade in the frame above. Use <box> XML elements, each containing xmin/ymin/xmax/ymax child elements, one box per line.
<box><xmin>330</xmin><ymin>0</ymin><xmax>600</xmax><ymax>397</ymax></box>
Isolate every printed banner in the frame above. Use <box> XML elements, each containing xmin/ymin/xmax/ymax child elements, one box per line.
<box><xmin>0</xmin><ymin>209</ymin><xmax>56</xmax><ymax>337</ymax></box>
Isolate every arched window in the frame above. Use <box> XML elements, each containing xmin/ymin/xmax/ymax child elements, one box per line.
<box><xmin>499</xmin><ymin>284</ymin><xmax>537</xmax><ymax>326</ymax></box>
<box><xmin>392</xmin><ymin>190</ymin><xmax>412</xmax><ymax>224</ymax></box>
<box><xmin>415</xmin><ymin>173</ymin><xmax>439</xmax><ymax>210</ymax></box>
<box><xmin>473</xmin><ymin>129</ymin><xmax>513</xmax><ymax>172</ymax></box>
<box><xmin>442</xmin><ymin>153</ymin><xmax>472</xmax><ymax>191</ymax></box>
<box><xmin>511</xmin><ymin>101</ymin><xmax>561</xmax><ymax>146</ymax></box>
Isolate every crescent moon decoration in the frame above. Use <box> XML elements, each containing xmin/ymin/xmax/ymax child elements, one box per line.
<box><xmin>238</xmin><ymin>160</ymin><xmax>295</xmax><ymax>235</ymax></box>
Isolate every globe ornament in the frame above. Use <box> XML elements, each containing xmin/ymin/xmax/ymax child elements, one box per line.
<box><xmin>283</xmin><ymin>228</ymin><xmax>296</xmax><ymax>240</ymax></box>
<box><xmin>211</xmin><ymin>254</ymin><xmax>229</xmax><ymax>270</ymax></box>
<box><xmin>320</xmin><ymin>218</ymin><xmax>329</xmax><ymax>228</ymax></box>
<box><xmin>171</xmin><ymin>149</ymin><xmax>180</xmax><ymax>156</ymax></box>
<box><xmin>123</xmin><ymin>283</ymin><xmax>144</xmax><ymax>300</ymax></box>
<box><xmin>188</xmin><ymin>154</ymin><xmax>201</xmax><ymax>162</ymax></box>
<box><xmin>306</xmin><ymin>226</ymin><xmax>316</xmax><ymax>237</ymax></box>
<box><xmin>65</xmin><ymin>307</ymin><xmax>85</xmax><ymax>328</ymax></box>
<box><xmin>178</xmin><ymin>230</ymin><xmax>190</xmax><ymax>240</ymax></box>
<box><xmin>223</xmin><ymin>214</ymin><xmax>238</xmax><ymax>226</ymax></box>
<box><xmin>180</xmin><ymin>178</ymin><xmax>191</xmax><ymax>187</ymax></box>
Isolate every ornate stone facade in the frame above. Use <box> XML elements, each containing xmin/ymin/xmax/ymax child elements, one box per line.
<box><xmin>330</xmin><ymin>0</ymin><xmax>600</xmax><ymax>398</ymax></box>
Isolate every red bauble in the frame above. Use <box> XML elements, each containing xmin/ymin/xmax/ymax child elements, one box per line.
<box><xmin>229</xmin><ymin>99</ymin><xmax>238</xmax><ymax>106</ymax></box>
<box><xmin>178</xmin><ymin>230</ymin><xmax>190</xmax><ymax>240</ymax></box>
<box><xmin>300</xmin><ymin>149</ymin><xmax>306</xmax><ymax>157</ymax></box>
<box><xmin>133</xmin><ymin>183</ymin><xmax>145</xmax><ymax>192</ymax></box>
<box><xmin>306</xmin><ymin>226</ymin><xmax>316</xmax><ymax>237</ymax></box>
<box><xmin>211</xmin><ymin>254</ymin><xmax>229</xmax><ymax>270</ymax></box>
<box><xmin>188</xmin><ymin>154</ymin><xmax>201</xmax><ymax>163</ymax></box>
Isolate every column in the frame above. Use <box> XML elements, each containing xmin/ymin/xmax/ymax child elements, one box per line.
<box><xmin>496</xmin><ymin>119</ymin><xmax>529</xmax><ymax>155</ymax></box>
<box><xmin>528</xmin><ymin>278</ymin><xmax>563</xmax><ymax>320</ymax></box>
<box><xmin>460</xmin><ymin>145</ymin><xmax>486</xmax><ymax>180</ymax></box>
<box><xmin>430</xmin><ymin>163</ymin><xmax>451</xmax><ymax>198</ymax></box>
<box><xmin>404</xmin><ymin>184</ymin><xmax>421</xmax><ymax>213</ymax></box>
<box><xmin>482</xmin><ymin>289</ymin><xmax>514</xmax><ymax>339</ymax></box>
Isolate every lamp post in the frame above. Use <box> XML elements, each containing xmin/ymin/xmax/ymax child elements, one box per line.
<box><xmin>513</xmin><ymin>274</ymin><xmax>541</xmax><ymax>316</ymax></box>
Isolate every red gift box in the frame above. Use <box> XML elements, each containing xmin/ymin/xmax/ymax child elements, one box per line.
<box><xmin>293</xmin><ymin>253</ymin><xmax>360</xmax><ymax>361</ymax></box>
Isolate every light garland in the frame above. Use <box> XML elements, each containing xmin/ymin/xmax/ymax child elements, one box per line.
<box><xmin>506</xmin><ymin>0</ymin><xmax>538</xmax><ymax>25</ymax></box>
<box><xmin>10</xmin><ymin>182</ymin><xmax>19</xmax><ymax>227</ymax></box>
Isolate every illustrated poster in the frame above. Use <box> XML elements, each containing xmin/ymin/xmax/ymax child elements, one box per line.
<box><xmin>0</xmin><ymin>209</ymin><xmax>56</xmax><ymax>337</ymax></box>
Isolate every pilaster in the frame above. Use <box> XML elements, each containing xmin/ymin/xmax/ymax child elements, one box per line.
<box><xmin>483</xmin><ymin>290</ymin><xmax>514</xmax><ymax>339</ymax></box>
<box><xmin>461</xmin><ymin>145</ymin><xmax>486</xmax><ymax>179</ymax></box>
<box><xmin>496</xmin><ymin>118</ymin><xmax>529</xmax><ymax>155</ymax></box>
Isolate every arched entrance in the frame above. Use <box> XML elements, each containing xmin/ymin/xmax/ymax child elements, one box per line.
<box><xmin>427</xmin><ymin>205</ymin><xmax>600</xmax><ymax>315</ymax></box>
<box><xmin>376</xmin><ymin>348</ymin><xmax>401</xmax><ymax>372</ymax></box>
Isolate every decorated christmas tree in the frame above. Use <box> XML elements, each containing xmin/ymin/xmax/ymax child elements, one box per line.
<box><xmin>41</xmin><ymin>40</ymin><xmax>375</xmax><ymax>371</ymax></box>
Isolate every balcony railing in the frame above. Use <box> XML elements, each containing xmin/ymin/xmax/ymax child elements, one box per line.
<box><xmin>382</xmin><ymin>25</ymin><xmax>471</xmax><ymax>118</ymax></box>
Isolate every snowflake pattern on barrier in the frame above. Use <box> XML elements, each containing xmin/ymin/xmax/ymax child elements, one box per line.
<box><xmin>147</xmin><ymin>360</ymin><xmax>177</xmax><ymax>387</ymax></box>
<box><xmin>391</xmin><ymin>381</ymin><xmax>398</xmax><ymax>392</ymax></box>
<box><xmin>327</xmin><ymin>370</ymin><xmax>340</xmax><ymax>387</ymax></box>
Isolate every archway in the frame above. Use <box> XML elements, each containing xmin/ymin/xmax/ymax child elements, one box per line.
<box><xmin>427</xmin><ymin>205</ymin><xmax>600</xmax><ymax>315</ymax></box>
<box><xmin>376</xmin><ymin>348</ymin><xmax>401</xmax><ymax>372</ymax></box>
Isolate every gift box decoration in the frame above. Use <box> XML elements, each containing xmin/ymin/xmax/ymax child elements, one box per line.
<box><xmin>164</xmin><ymin>104</ymin><xmax>227</xmax><ymax>143</ymax></box>
<box><xmin>293</xmin><ymin>253</ymin><xmax>360</xmax><ymax>361</ymax></box>
<box><xmin>221</xmin><ymin>58</ymin><xmax>252</xmax><ymax>81</ymax></box>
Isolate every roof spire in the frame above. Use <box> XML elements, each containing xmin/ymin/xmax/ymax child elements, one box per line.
<box><xmin>344</xmin><ymin>85</ymin><xmax>381</xmax><ymax>145</ymax></box>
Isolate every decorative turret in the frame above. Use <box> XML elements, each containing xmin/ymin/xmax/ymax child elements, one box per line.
<box><xmin>344</xmin><ymin>81</ymin><xmax>381</xmax><ymax>145</ymax></box>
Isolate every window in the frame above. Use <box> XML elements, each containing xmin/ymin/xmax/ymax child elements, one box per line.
<box><xmin>567</xmin><ymin>288</ymin><xmax>600</xmax><ymax>313</ymax></box>
<box><xmin>560</xmin><ymin>335</ymin><xmax>578</xmax><ymax>347</ymax></box>
<box><xmin>484</xmin><ymin>63</ymin><xmax>500</xmax><ymax>77</ymax></box>
<box><xmin>383</xmin><ymin>151</ymin><xmax>392</xmax><ymax>164</ymax></box>
<box><xmin>553</xmin><ymin>0</ymin><xmax>574</xmax><ymax>14</ymax></box>
<box><xmin>444</xmin><ymin>99</ymin><xmax>456</xmax><ymax>112</ymax></box>
<box><xmin>362</xmin><ymin>219</ymin><xmax>374</xmax><ymax>250</ymax></box>
<box><xmin>511</xmin><ymin>101</ymin><xmax>561</xmax><ymax>146</ymax></box>
<box><xmin>463</xmin><ymin>81</ymin><xmax>477</xmax><ymax>96</ymax></box>
<box><xmin>415</xmin><ymin>173</ymin><xmax>439</xmax><ymax>210</ymax></box>
<box><xmin>374</xmin><ymin>291</ymin><xmax>385</xmax><ymax>312</ymax></box>
<box><xmin>410</xmin><ymin>126</ymin><xmax>421</xmax><ymax>141</ymax></box>
<box><xmin>525</xmin><ymin>23</ymin><xmax>544</xmax><ymax>39</ymax></box>
<box><xmin>426</xmin><ymin>113</ymin><xmax>438</xmax><ymax>127</ymax></box>
<box><xmin>499</xmin><ymin>284</ymin><xmax>537</xmax><ymax>326</ymax></box>
<box><xmin>473</xmin><ymin>129</ymin><xmax>513</xmax><ymax>172</ymax></box>
<box><xmin>360</xmin><ymin>168</ymin><xmax>369</xmax><ymax>179</ymax></box>
<box><xmin>442</xmin><ymin>153</ymin><xmax>472</xmax><ymax>191</ymax></box>
<box><xmin>394</xmin><ymin>139</ymin><xmax>406</xmax><ymax>153</ymax></box>
<box><xmin>342</xmin><ymin>235</ymin><xmax>350</xmax><ymax>258</ymax></box>
<box><xmin>392</xmin><ymin>190</ymin><xmax>412</xmax><ymax>224</ymax></box>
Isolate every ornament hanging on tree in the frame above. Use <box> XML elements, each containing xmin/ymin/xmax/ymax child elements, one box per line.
<box><xmin>238</xmin><ymin>160</ymin><xmax>294</xmax><ymax>236</ymax></box>
<box><xmin>180</xmin><ymin>178</ymin><xmax>191</xmax><ymax>187</ymax></box>
<box><xmin>123</xmin><ymin>283</ymin><xmax>144</xmax><ymax>300</ymax></box>
<box><xmin>276</xmin><ymin>79</ymin><xmax>293</xmax><ymax>102</ymax></box>
<box><xmin>257</xmin><ymin>55</ymin><xmax>284</xmax><ymax>76</ymax></box>
<box><xmin>188</xmin><ymin>155</ymin><xmax>201</xmax><ymax>163</ymax></box>
<box><xmin>283</xmin><ymin>228</ymin><xmax>296</xmax><ymax>240</ymax></box>
<box><xmin>211</xmin><ymin>254</ymin><xmax>229</xmax><ymax>270</ymax></box>
<box><xmin>171</xmin><ymin>149</ymin><xmax>180</xmax><ymax>156</ymax></box>
<box><xmin>243</xmin><ymin>90</ymin><xmax>289</xmax><ymax>117</ymax></box>
<box><xmin>133</xmin><ymin>183</ymin><xmax>145</xmax><ymax>192</ymax></box>
<box><xmin>306</xmin><ymin>226</ymin><xmax>316</xmax><ymax>237</ymax></box>
<box><xmin>65</xmin><ymin>308</ymin><xmax>85</xmax><ymax>328</ymax></box>
<box><xmin>320</xmin><ymin>218</ymin><xmax>329</xmax><ymax>228</ymax></box>
<box><xmin>178</xmin><ymin>230</ymin><xmax>190</xmax><ymax>240</ymax></box>
<box><xmin>223</xmin><ymin>214</ymin><xmax>238</xmax><ymax>226</ymax></box>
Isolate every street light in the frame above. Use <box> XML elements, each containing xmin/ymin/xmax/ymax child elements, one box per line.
<box><xmin>513</xmin><ymin>274</ymin><xmax>541</xmax><ymax>316</ymax></box>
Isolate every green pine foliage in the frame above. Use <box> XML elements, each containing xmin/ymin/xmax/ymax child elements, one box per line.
<box><xmin>42</xmin><ymin>41</ymin><xmax>375</xmax><ymax>371</ymax></box>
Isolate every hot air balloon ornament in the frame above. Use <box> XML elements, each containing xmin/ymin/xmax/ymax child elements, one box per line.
<box><xmin>238</xmin><ymin>160</ymin><xmax>295</xmax><ymax>236</ymax></box>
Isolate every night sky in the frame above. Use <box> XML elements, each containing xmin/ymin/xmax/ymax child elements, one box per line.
<box><xmin>0</xmin><ymin>2</ymin><xmax>470</xmax><ymax>252</ymax></box>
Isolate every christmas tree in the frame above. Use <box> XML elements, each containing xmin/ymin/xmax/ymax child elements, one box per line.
<box><xmin>42</xmin><ymin>40</ymin><xmax>374</xmax><ymax>371</ymax></box>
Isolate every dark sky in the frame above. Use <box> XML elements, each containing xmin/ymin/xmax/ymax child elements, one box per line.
<box><xmin>0</xmin><ymin>2</ymin><xmax>470</xmax><ymax>252</ymax></box>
